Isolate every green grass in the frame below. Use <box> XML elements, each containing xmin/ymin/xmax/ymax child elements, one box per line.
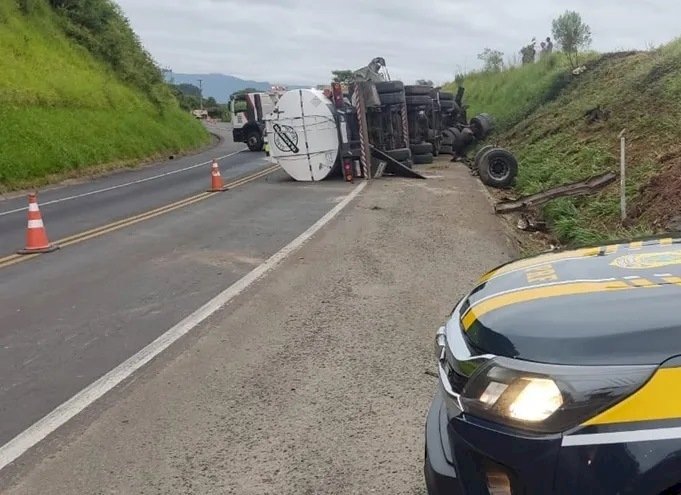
<box><xmin>444</xmin><ymin>54</ymin><xmax>574</xmax><ymax>131</ymax></box>
<box><xmin>449</xmin><ymin>42</ymin><xmax>681</xmax><ymax>247</ymax></box>
<box><xmin>0</xmin><ymin>1</ymin><xmax>209</xmax><ymax>191</ymax></box>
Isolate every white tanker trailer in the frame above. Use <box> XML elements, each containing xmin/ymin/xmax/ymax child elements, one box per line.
<box><xmin>264</xmin><ymin>88</ymin><xmax>349</xmax><ymax>182</ymax></box>
<box><xmin>263</xmin><ymin>58</ymin><xmax>508</xmax><ymax>184</ymax></box>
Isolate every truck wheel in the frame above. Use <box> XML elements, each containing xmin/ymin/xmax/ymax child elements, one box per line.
<box><xmin>478</xmin><ymin>148</ymin><xmax>518</xmax><ymax>188</ymax></box>
<box><xmin>406</xmin><ymin>95</ymin><xmax>432</xmax><ymax>106</ymax></box>
<box><xmin>247</xmin><ymin>130</ymin><xmax>264</xmax><ymax>151</ymax></box>
<box><xmin>474</xmin><ymin>145</ymin><xmax>495</xmax><ymax>170</ymax></box>
<box><xmin>405</xmin><ymin>85</ymin><xmax>433</xmax><ymax>96</ymax></box>
<box><xmin>441</xmin><ymin>129</ymin><xmax>454</xmax><ymax>146</ymax></box>
<box><xmin>438</xmin><ymin>91</ymin><xmax>455</xmax><ymax>101</ymax></box>
<box><xmin>470</xmin><ymin>114</ymin><xmax>493</xmax><ymax>140</ymax></box>
<box><xmin>461</xmin><ymin>127</ymin><xmax>475</xmax><ymax>146</ymax></box>
<box><xmin>447</xmin><ymin>127</ymin><xmax>463</xmax><ymax>150</ymax></box>
<box><xmin>375</xmin><ymin>81</ymin><xmax>404</xmax><ymax>94</ymax></box>
<box><xmin>380</xmin><ymin>91</ymin><xmax>406</xmax><ymax>105</ymax></box>
<box><xmin>413</xmin><ymin>153</ymin><xmax>434</xmax><ymax>165</ymax></box>
<box><xmin>386</xmin><ymin>147</ymin><xmax>411</xmax><ymax>162</ymax></box>
<box><xmin>410</xmin><ymin>142</ymin><xmax>432</xmax><ymax>155</ymax></box>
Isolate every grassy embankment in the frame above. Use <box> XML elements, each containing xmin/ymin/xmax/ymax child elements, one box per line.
<box><xmin>0</xmin><ymin>1</ymin><xmax>209</xmax><ymax>192</ymax></box>
<box><xmin>446</xmin><ymin>41</ymin><xmax>681</xmax><ymax>246</ymax></box>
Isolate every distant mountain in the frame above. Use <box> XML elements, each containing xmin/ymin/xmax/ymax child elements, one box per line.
<box><xmin>166</xmin><ymin>73</ymin><xmax>305</xmax><ymax>103</ymax></box>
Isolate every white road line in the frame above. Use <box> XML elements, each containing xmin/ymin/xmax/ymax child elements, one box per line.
<box><xmin>0</xmin><ymin>180</ymin><xmax>367</xmax><ymax>472</ymax></box>
<box><xmin>0</xmin><ymin>151</ymin><xmax>245</xmax><ymax>217</ymax></box>
<box><xmin>563</xmin><ymin>426</ymin><xmax>681</xmax><ymax>447</ymax></box>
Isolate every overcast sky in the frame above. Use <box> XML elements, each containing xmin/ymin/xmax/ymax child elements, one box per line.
<box><xmin>115</xmin><ymin>0</ymin><xmax>679</xmax><ymax>86</ymax></box>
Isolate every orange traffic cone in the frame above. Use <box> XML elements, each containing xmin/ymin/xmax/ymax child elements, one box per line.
<box><xmin>18</xmin><ymin>193</ymin><xmax>59</xmax><ymax>255</ymax></box>
<box><xmin>207</xmin><ymin>160</ymin><xmax>225</xmax><ymax>192</ymax></box>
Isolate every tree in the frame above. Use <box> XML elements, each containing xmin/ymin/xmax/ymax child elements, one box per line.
<box><xmin>478</xmin><ymin>48</ymin><xmax>504</xmax><ymax>72</ymax></box>
<box><xmin>331</xmin><ymin>70</ymin><xmax>354</xmax><ymax>84</ymax></box>
<box><xmin>552</xmin><ymin>11</ymin><xmax>592</xmax><ymax>69</ymax></box>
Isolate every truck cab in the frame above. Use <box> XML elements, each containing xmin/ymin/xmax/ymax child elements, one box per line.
<box><xmin>230</xmin><ymin>91</ymin><xmax>280</xmax><ymax>151</ymax></box>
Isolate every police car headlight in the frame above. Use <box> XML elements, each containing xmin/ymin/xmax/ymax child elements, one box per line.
<box><xmin>461</xmin><ymin>357</ymin><xmax>654</xmax><ymax>434</ymax></box>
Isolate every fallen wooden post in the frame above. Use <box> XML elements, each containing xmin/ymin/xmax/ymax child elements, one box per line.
<box><xmin>494</xmin><ymin>172</ymin><xmax>617</xmax><ymax>214</ymax></box>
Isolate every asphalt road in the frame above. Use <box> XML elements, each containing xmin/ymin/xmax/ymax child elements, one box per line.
<box><xmin>0</xmin><ymin>122</ymin><xmax>265</xmax><ymax>257</ymax></box>
<box><xmin>0</xmin><ymin>124</ymin><xmax>356</xmax><ymax>450</ymax></box>
<box><xmin>1</xmin><ymin>163</ymin><xmax>512</xmax><ymax>494</ymax></box>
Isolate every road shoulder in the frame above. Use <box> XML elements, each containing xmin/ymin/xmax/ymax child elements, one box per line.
<box><xmin>2</xmin><ymin>161</ymin><xmax>513</xmax><ymax>495</ymax></box>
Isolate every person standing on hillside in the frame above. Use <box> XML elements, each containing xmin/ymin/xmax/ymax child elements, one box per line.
<box><xmin>546</xmin><ymin>36</ymin><xmax>554</xmax><ymax>54</ymax></box>
<box><xmin>521</xmin><ymin>38</ymin><xmax>537</xmax><ymax>65</ymax></box>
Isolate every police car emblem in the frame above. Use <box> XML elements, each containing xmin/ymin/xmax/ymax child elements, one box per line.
<box><xmin>611</xmin><ymin>251</ymin><xmax>681</xmax><ymax>269</ymax></box>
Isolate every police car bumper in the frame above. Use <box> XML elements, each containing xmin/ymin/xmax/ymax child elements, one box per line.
<box><xmin>425</xmin><ymin>387</ymin><xmax>559</xmax><ymax>494</ymax></box>
<box><xmin>424</xmin><ymin>391</ymin><xmax>681</xmax><ymax>495</ymax></box>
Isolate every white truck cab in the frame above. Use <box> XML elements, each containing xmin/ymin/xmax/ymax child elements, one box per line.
<box><xmin>230</xmin><ymin>91</ymin><xmax>281</xmax><ymax>151</ymax></box>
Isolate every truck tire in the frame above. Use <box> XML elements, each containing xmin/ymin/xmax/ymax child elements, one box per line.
<box><xmin>405</xmin><ymin>85</ymin><xmax>433</xmax><ymax>96</ymax></box>
<box><xmin>413</xmin><ymin>153</ymin><xmax>434</xmax><ymax>165</ymax></box>
<box><xmin>247</xmin><ymin>130</ymin><xmax>264</xmax><ymax>151</ymax></box>
<box><xmin>441</xmin><ymin>129</ymin><xmax>454</xmax><ymax>146</ymax></box>
<box><xmin>461</xmin><ymin>127</ymin><xmax>475</xmax><ymax>146</ymax></box>
<box><xmin>444</xmin><ymin>127</ymin><xmax>463</xmax><ymax>149</ymax></box>
<box><xmin>470</xmin><ymin>114</ymin><xmax>493</xmax><ymax>140</ymax></box>
<box><xmin>410</xmin><ymin>142</ymin><xmax>432</xmax><ymax>155</ymax></box>
<box><xmin>438</xmin><ymin>91</ymin><xmax>454</xmax><ymax>101</ymax></box>
<box><xmin>375</xmin><ymin>81</ymin><xmax>404</xmax><ymax>94</ymax></box>
<box><xmin>406</xmin><ymin>95</ymin><xmax>432</xmax><ymax>106</ymax></box>
<box><xmin>474</xmin><ymin>145</ymin><xmax>495</xmax><ymax>170</ymax></box>
<box><xmin>386</xmin><ymin>147</ymin><xmax>411</xmax><ymax>162</ymax></box>
<box><xmin>478</xmin><ymin>148</ymin><xmax>518</xmax><ymax>188</ymax></box>
<box><xmin>380</xmin><ymin>91</ymin><xmax>406</xmax><ymax>105</ymax></box>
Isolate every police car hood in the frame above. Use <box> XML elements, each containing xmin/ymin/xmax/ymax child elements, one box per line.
<box><xmin>459</xmin><ymin>238</ymin><xmax>681</xmax><ymax>366</ymax></box>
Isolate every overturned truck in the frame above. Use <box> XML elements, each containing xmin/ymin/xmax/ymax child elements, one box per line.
<box><xmin>264</xmin><ymin>58</ymin><xmax>497</xmax><ymax>182</ymax></box>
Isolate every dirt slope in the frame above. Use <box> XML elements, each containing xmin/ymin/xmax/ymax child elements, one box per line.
<box><xmin>449</xmin><ymin>41</ymin><xmax>681</xmax><ymax>246</ymax></box>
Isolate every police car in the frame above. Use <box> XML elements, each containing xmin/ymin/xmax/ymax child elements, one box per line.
<box><xmin>425</xmin><ymin>236</ymin><xmax>681</xmax><ymax>494</ymax></box>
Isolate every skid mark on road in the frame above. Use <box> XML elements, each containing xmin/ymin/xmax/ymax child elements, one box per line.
<box><xmin>0</xmin><ymin>180</ymin><xmax>367</xmax><ymax>473</ymax></box>
<box><xmin>0</xmin><ymin>166</ymin><xmax>280</xmax><ymax>271</ymax></box>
